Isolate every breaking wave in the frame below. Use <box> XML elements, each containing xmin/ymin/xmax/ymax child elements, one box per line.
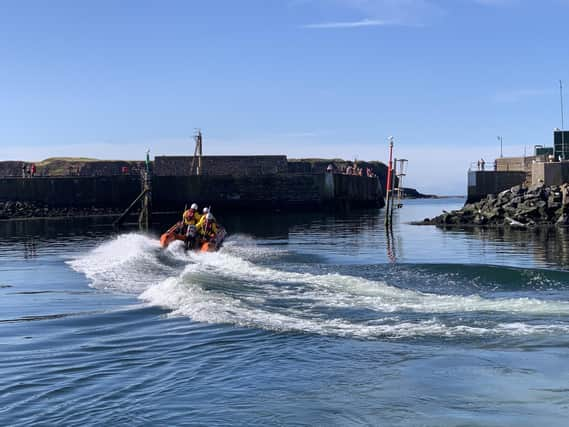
<box><xmin>69</xmin><ymin>233</ymin><xmax>569</xmax><ymax>339</ymax></box>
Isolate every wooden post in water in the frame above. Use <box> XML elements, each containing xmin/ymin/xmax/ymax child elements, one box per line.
<box><xmin>113</xmin><ymin>151</ymin><xmax>152</xmax><ymax>232</ymax></box>
<box><xmin>190</xmin><ymin>130</ymin><xmax>203</xmax><ymax>176</ymax></box>
<box><xmin>138</xmin><ymin>151</ymin><xmax>152</xmax><ymax>232</ymax></box>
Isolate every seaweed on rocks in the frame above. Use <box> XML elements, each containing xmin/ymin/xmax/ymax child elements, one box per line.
<box><xmin>0</xmin><ymin>200</ymin><xmax>123</xmax><ymax>220</ymax></box>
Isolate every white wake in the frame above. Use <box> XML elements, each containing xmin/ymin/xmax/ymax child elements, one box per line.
<box><xmin>69</xmin><ymin>233</ymin><xmax>569</xmax><ymax>339</ymax></box>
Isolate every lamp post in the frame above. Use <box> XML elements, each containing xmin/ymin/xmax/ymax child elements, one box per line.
<box><xmin>497</xmin><ymin>136</ymin><xmax>503</xmax><ymax>158</ymax></box>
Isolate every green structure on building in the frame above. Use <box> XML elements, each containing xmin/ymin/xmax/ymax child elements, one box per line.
<box><xmin>554</xmin><ymin>129</ymin><xmax>569</xmax><ymax>160</ymax></box>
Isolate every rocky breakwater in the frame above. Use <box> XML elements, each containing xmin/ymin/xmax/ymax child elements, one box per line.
<box><xmin>0</xmin><ymin>200</ymin><xmax>124</xmax><ymax>220</ymax></box>
<box><xmin>423</xmin><ymin>183</ymin><xmax>569</xmax><ymax>228</ymax></box>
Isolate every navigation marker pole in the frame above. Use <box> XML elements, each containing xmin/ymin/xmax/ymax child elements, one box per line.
<box><xmin>561</xmin><ymin>80</ymin><xmax>566</xmax><ymax>160</ymax></box>
<box><xmin>395</xmin><ymin>158</ymin><xmax>408</xmax><ymax>208</ymax></box>
<box><xmin>390</xmin><ymin>157</ymin><xmax>397</xmax><ymax>224</ymax></box>
<box><xmin>385</xmin><ymin>137</ymin><xmax>394</xmax><ymax>227</ymax></box>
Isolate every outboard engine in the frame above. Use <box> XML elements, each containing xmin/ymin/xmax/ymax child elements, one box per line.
<box><xmin>185</xmin><ymin>225</ymin><xmax>198</xmax><ymax>250</ymax></box>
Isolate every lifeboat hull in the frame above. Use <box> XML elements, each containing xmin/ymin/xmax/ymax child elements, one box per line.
<box><xmin>200</xmin><ymin>242</ymin><xmax>218</xmax><ymax>252</ymax></box>
<box><xmin>159</xmin><ymin>223</ymin><xmax>186</xmax><ymax>249</ymax></box>
<box><xmin>160</xmin><ymin>224</ymin><xmax>227</xmax><ymax>252</ymax></box>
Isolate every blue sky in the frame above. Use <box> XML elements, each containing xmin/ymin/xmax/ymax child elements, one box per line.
<box><xmin>1</xmin><ymin>0</ymin><xmax>569</xmax><ymax>194</ymax></box>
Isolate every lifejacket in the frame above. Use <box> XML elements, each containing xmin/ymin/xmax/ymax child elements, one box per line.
<box><xmin>183</xmin><ymin>209</ymin><xmax>201</xmax><ymax>225</ymax></box>
<box><xmin>197</xmin><ymin>220</ymin><xmax>218</xmax><ymax>239</ymax></box>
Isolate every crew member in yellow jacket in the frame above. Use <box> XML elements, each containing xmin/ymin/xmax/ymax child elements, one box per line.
<box><xmin>182</xmin><ymin>203</ymin><xmax>202</xmax><ymax>227</ymax></box>
<box><xmin>197</xmin><ymin>212</ymin><xmax>219</xmax><ymax>242</ymax></box>
<box><xmin>182</xmin><ymin>203</ymin><xmax>202</xmax><ymax>250</ymax></box>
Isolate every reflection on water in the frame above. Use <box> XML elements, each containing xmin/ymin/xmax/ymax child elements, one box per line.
<box><xmin>3</xmin><ymin>200</ymin><xmax>569</xmax><ymax>270</ymax></box>
<box><xmin>2</xmin><ymin>199</ymin><xmax>569</xmax><ymax>426</ymax></box>
<box><xmin>434</xmin><ymin>225</ymin><xmax>569</xmax><ymax>269</ymax></box>
<box><xmin>0</xmin><ymin>216</ymin><xmax>115</xmax><ymax>237</ymax></box>
<box><xmin>385</xmin><ymin>227</ymin><xmax>398</xmax><ymax>263</ymax></box>
<box><xmin>23</xmin><ymin>239</ymin><xmax>37</xmax><ymax>259</ymax></box>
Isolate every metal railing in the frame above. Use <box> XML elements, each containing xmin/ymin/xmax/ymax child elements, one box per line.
<box><xmin>468</xmin><ymin>160</ymin><xmax>496</xmax><ymax>172</ymax></box>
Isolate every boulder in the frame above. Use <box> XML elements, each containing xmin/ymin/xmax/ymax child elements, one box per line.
<box><xmin>511</xmin><ymin>185</ymin><xmax>525</xmax><ymax>196</ymax></box>
<box><xmin>498</xmin><ymin>190</ymin><xmax>512</xmax><ymax>203</ymax></box>
<box><xmin>528</xmin><ymin>182</ymin><xmax>545</xmax><ymax>193</ymax></box>
<box><xmin>557</xmin><ymin>213</ymin><xmax>569</xmax><ymax>226</ymax></box>
<box><xmin>473</xmin><ymin>214</ymin><xmax>488</xmax><ymax>225</ymax></box>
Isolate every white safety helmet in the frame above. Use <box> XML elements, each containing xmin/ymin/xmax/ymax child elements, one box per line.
<box><xmin>202</xmin><ymin>207</ymin><xmax>209</xmax><ymax>214</ymax></box>
<box><xmin>190</xmin><ymin>203</ymin><xmax>198</xmax><ymax>210</ymax></box>
<box><xmin>206</xmin><ymin>212</ymin><xmax>215</xmax><ymax>221</ymax></box>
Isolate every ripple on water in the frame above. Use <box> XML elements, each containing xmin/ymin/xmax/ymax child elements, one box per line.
<box><xmin>2</xmin><ymin>207</ymin><xmax>569</xmax><ymax>425</ymax></box>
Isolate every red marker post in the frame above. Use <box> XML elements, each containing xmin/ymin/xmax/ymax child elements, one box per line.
<box><xmin>385</xmin><ymin>137</ymin><xmax>394</xmax><ymax>227</ymax></box>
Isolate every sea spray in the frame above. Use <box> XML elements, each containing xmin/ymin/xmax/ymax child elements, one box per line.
<box><xmin>69</xmin><ymin>233</ymin><xmax>569</xmax><ymax>338</ymax></box>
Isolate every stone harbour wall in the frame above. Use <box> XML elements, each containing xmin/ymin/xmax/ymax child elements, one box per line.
<box><xmin>153</xmin><ymin>173</ymin><xmax>383</xmax><ymax>211</ymax></box>
<box><xmin>0</xmin><ymin>160</ymin><xmax>146</xmax><ymax>177</ymax></box>
<box><xmin>531</xmin><ymin>161</ymin><xmax>569</xmax><ymax>187</ymax></box>
<box><xmin>0</xmin><ymin>176</ymin><xmax>142</xmax><ymax>208</ymax></box>
<box><xmin>154</xmin><ymin>156</ymin><xmax>288</xmax><ymax>177</ymax></box>
<box><xmin>467</xmin><ymin>170</ymin><xmax>527</xmax><ymax>204</ymax></box>
<box><xmin>0</xmin><ymin>173</ymin><xmax>384</xmax><ymax>219</ymax></box>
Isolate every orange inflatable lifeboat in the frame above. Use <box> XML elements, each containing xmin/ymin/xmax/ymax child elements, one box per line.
<box><xmin>159</xmin><ymin>223</ymin><xmax>186</xmax><ymax>248</ymax></box>
<box><xmin>160</xmin><ymin>223</ymin><xmax>227</xmax><ymax>252</ymax></box>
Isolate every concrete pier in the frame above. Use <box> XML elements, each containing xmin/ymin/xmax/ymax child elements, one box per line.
<box><xmin>467</xmin><ymin>170</ymin><xmax>527</xmax><ymax>204</ymax></box>
<box><xmin>0</xmin><ymin>173</ymin><xmax>384</xmax><ymax>219</ymax></box>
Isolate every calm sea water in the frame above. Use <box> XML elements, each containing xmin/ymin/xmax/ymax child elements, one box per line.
<box><xmin>2</xmin><ymin>199</ymin><xmax>569</xmax><ymax>426</ymax></box>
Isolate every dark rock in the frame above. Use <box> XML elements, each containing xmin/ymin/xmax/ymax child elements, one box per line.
<box><xmin>498</xmin><ymin>189</ymin><xmax>512</xmax><ymax>202</ymax></box>
<box><xmin>422</xmin><ymin>183</ymin><xmax>569</xmax><ymax>228</ymax></box>
<box><xmin>528</xmin><ymin>183</ymin><xmax>545</xmax><ymax>193</ymax></box>
<box><xmin>511</xmin><ymin>185</ymin><xmax>525</xmax><ymax>196</ymax></box>
<box><xmin>473</xmin><ymin>215</ymin><xmax>488</xmax><ymax>225</ymax></box>
<box><xmin>522</xmin><ymin>193</ymin><xmax>538</xmax><ymax>202</ymax></box>
<box><xmin>557</xmin><ymin>213</ymin><xmax>569</xmax><ymax>226</ymax></box>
